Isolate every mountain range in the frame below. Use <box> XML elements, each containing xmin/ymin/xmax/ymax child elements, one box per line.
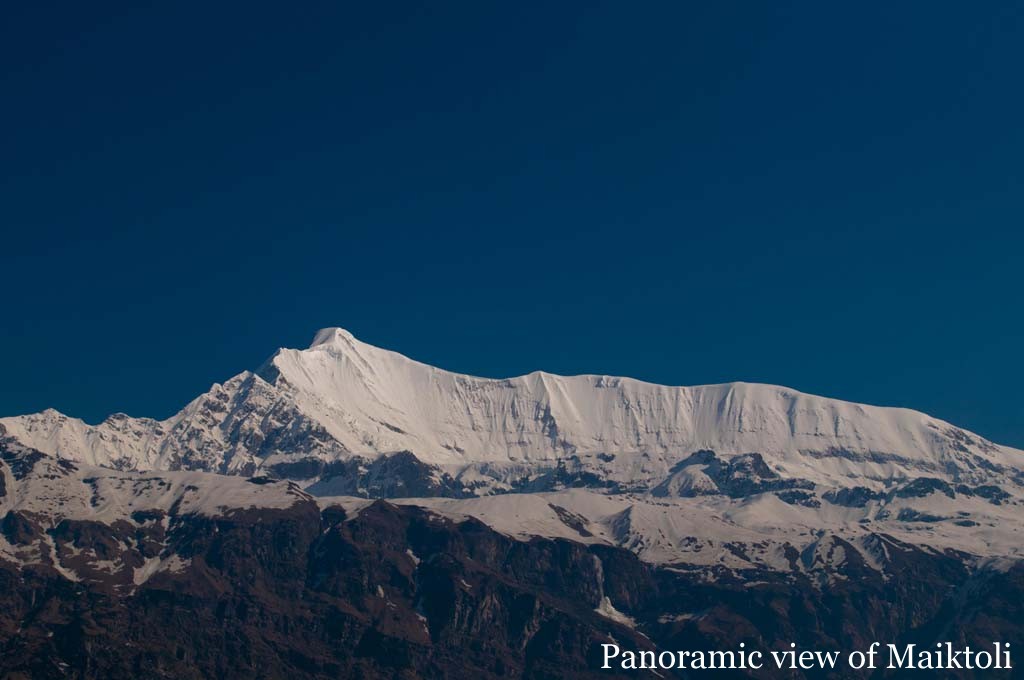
<box><xmin>1</xmin><ymin>328</ymin><xmax>1022</xmax><ymax>678</ymax></box>
<box><xmin>4</xmin><ymin>327</ymin><xmax>1020</xmax><ymax>489</ymax></box>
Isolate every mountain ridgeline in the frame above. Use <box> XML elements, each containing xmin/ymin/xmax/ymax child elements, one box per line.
<box><xmin>2</xmin><ymin>328</ymin><xmax>1021</xmax><ymax>501</ymax></box>
<box><xmin>2</xmin><ymin>329</ymin><xmax>1023</xmax><ymax>678</ymax></box>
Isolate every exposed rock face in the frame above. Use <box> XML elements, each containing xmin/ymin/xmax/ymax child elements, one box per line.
<box><xmin>652</xmin><ymin>450</ymin><xmax>815</xmax><ymax>498</ymax></box>
<box><xmin>0</xmin><ymin>446</ymin><xmax>651</xmax><ymax>678</ymax></box>
<box><xmin>303</xmin><ymin>451</ymin><xmax>474</xmax><ymax>498</ymax></box>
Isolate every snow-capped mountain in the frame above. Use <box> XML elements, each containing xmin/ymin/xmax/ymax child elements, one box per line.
<box><xmin>3</xmin><ymin>327</ymin><xmax>1023</xmax><ymax>499</ymax></box>
<box><xmin>2</xmin><ymin>331</ymin><xmax>1024</xmax><ymax>678</ymax></box>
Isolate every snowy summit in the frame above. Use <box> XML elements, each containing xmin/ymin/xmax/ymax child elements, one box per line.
<box><xmin>2</xmin><ymin>327</ymin><xmax>1020</xmax><ymax>493</ymax></box>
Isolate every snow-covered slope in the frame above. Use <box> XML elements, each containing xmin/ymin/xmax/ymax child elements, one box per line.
<box><xmin>377</xmin><ymin>484</ymin><xmax>1024</xmax><ymax>571</ymax></box>
<box><xmin>3</xmin><ymin>327</ymin><xmax>1022</xmax><ymax>494</ymax></box>
<box><xmin>3</xmin><ymin>439</ymin><xmax>1021</xmax><ymax>579</ymax></box>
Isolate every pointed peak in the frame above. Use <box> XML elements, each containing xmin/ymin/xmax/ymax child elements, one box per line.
<box><xmin>303</xmin><ymin>327</ymin><xmax>411</xmax><ymax>366</ymax></box>
<box><xmin>309</xmin><ymin>327</ymin><xmax>359</xmax><ymax>349</ymax></box>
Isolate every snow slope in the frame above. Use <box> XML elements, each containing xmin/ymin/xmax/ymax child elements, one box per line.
<box><xmin>372</xmin><ymin>485</ymin><xmax>1024</xmax><ymax>571</ymax></box>
<box><xmin>3</xmin><ymin>327</ymin><xmax>1022</xmax><ymax>492</ymax></box>
<box><xmin>2</xmin><ymin>442</ymin><xmax>1020</xmax><ymax>581</ymax></box>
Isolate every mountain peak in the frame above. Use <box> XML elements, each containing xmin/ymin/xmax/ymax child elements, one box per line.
<box><xmin>2</xmin><ymin>328</ymin><xmax>1022</xmax><ymax>495</ymax></box>
<box><xmin>308</xmin><ymin>326</ymin><xmax>359</xmax><ymax>349</ymax></box>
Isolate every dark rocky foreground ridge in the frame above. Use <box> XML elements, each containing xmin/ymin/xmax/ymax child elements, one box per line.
<box><xmin>0</xmin><ymin>445</ymin><xmax>1022</xmax><ymax>679</ymax></box>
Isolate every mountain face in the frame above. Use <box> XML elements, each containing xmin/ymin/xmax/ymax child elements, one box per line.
<box><xmin>2</xmin><ymin>328</ymin><xmax>1024</xmax><ymax>678</ymax></box>
<box><xmin>2</xmin><ymin>443</ymin><xmax>1021</xmax><ymax>680</ymax></box>
<box><xmin>3</xmin><ymin>327</ymin><xmax>1021</xmax><ymax>496</ymax></box>
<box><xmin>3</xmin><ymin>327</ymin><xmax>1023</xmax><ymax>570</ymax></box>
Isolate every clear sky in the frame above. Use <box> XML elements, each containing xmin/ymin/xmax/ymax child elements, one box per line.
<box><xmin>2</xmin><ymin>2</ymin><xmax>1022</xmax><ymax>447</ymax></box>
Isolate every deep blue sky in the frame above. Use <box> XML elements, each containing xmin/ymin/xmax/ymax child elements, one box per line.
<box><xmin>2</xmin><ymin>2</ymin><xmax>1022</xmax><ymax>446</ymax></box>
